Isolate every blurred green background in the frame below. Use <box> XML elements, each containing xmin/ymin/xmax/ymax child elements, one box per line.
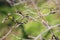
<box><xmin>0</xmin><ymin>0</ymin><xmax>60</xmax><ymax>40</ymax></box>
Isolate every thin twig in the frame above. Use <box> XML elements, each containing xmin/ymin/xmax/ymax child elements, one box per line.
<box><xmin>0</xmin><ymin>24</ymin><xmax>21</xmax><ymax>40</ymax></box>
<box><xmin>34</xmin><ymin>24</ymin><xmax>60</xmax><ymax>40</ymax></box>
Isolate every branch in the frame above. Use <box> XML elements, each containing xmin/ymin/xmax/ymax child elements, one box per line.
<box><xmin>2</xmin><ymin>17</ymin><xmax>8</xmax><ymax>23</ymax></box>
<box><xmin>34</xmin><ymin>24</ymin><xmax>60</xmax><ymax>40</ymax></box>
<box><xmin>0</xmin><ymin>24</ymin><xmax>21</xmax><ymax>40</ymax></box>
<box><xmin>15</xmin><ymin>13</ymin><xmax>24</xmax><ymax>21</ymax></box>
<box><xmin>28</xmin><ymin>16</ymin><xmax>38</xmax><ymax>22</ymax></box>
